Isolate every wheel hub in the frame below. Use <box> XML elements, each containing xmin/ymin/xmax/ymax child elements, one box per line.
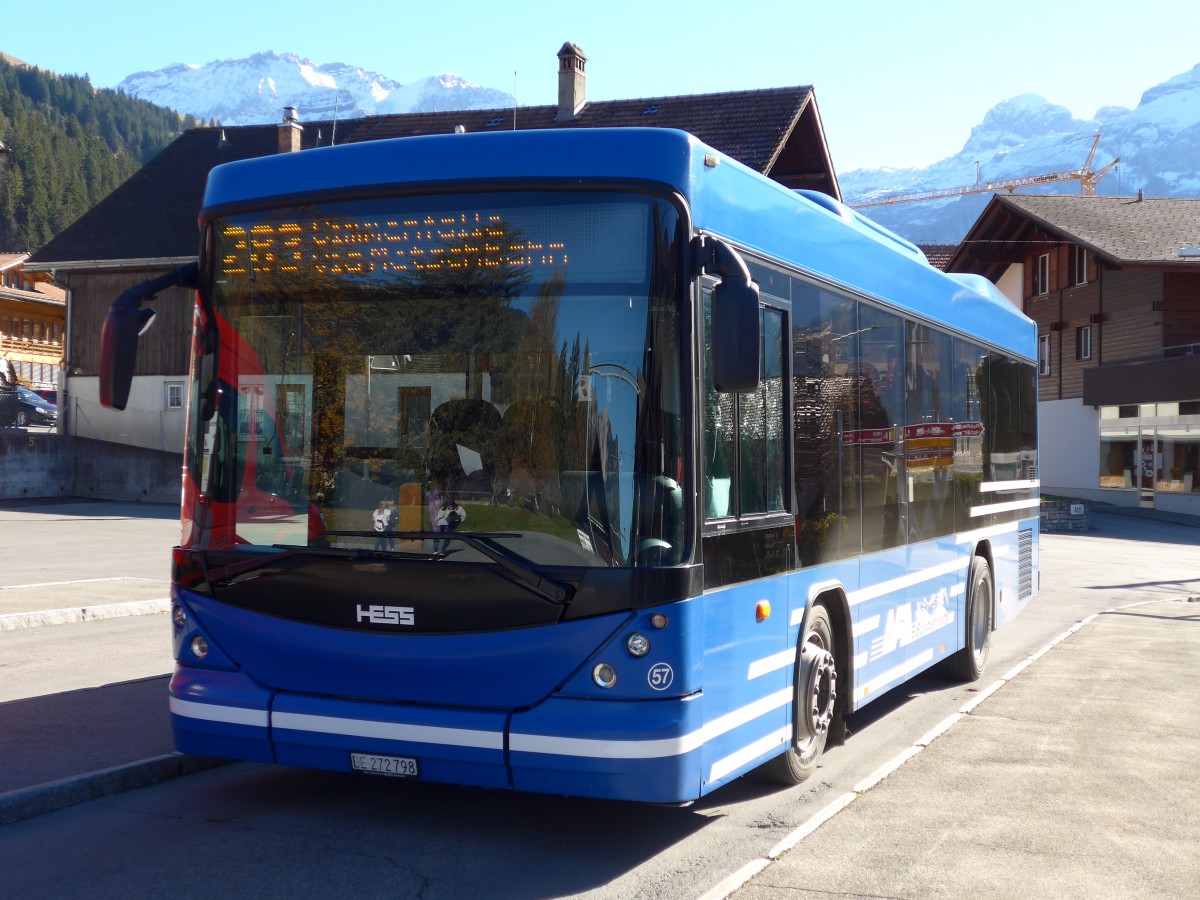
<box><xmin>799</xmin><ymin>642</ymin><xmax>837</xmax><ymax>740</ymax></box>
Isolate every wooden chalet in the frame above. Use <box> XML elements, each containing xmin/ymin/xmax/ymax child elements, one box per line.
<box><xmin>947</xmin><ymin>193</ymin><xmax>1200</xmax><ymax>514</ymax></box>
<box><xmin>0</xmin><ymin>253</ymin><xmax>65</xmax><ymax>393</ymax></box>
<box><xmin>25</xmin><ymin>42</ymin><xmax>840</xmax><ymax>453</ymax></box>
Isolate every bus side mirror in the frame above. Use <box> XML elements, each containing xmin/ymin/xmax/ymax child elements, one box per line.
<box><xmin>196</xmin><ymin>317</ymin><xmax>219</xmax><ymax>422</ymax></box>
<box><xmin>98</xmin><ymin>262</ymin><xmax>199</xmax><ymax>410</ymax></box>
<box><xmin>707</xmin><ymin>238</ymin><xmax>761</xmax><ymax>393</ymax></box>
<box><xmin>99</xmin><ymin>306</ymin><xmax>157</xmax><ymax>410</ymax></box>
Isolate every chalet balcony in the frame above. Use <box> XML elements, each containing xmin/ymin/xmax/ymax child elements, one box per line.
<box><xmin>1083</xmin><ymin>352</ymin><xmax>1200</xmax><ymax>406</ymax></box>
<box><xmin>0</xmin><ymin>335</ymin><xmax>64</xmax><ymax>359</ymax></box>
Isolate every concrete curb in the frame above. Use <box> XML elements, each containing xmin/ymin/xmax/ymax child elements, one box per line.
<box><xmin>0</xmin><ymin>598</ymin><xmax>170</xmax><ymax>632</ymax></box>
<box><xmin>0</xmin><ymin>752</ymin><xmax>228</xmax><ymax>826</ymax></box>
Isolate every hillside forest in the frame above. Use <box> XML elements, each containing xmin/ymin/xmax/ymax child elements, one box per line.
<box><xmin>0</xmin><ymin>57</ymin><xmax>201</xmax><ymax>251</ymax></box>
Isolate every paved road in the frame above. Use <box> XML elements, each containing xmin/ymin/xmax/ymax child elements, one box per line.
<box><xmin>0</xmin><ymin>499</ymin><xmax>176</xmax><ymax>592</ymax></box>
<box><xmin>0</xmin><ymin>501</ymin><xmax>1196</xmax><ymax>899</ymax></box>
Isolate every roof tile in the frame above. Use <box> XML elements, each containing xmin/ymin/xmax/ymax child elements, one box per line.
<box><xmin>30</xmin><ymin>87</ymin><xmax>829</xmax><ymax>266</ymax></box>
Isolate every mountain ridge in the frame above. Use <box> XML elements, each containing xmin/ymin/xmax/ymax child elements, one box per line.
<box><xmin>115</xmin><ymin>52</ymin><xmax>1200</xmax><ymax>244</ymax></box>
<box><xmin>843</xmin><ymin>63</ymin><xmax>1200</xmax><ymax>242</ymax></box>
<box><xmin>117</xmin><ymin>50</ymin><xmax>516</xmax><ymax>126</ymax></box>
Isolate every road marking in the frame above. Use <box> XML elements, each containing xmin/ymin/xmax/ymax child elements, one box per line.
<box><xmin>695</xmin><ymin>598</ymin><xmax>1190</xmax><ymax>900</ymax></box>
<box><xmin>0</xmin><ymin>576</ymin><xmax>161</xmax><ymax>590</ymax></box>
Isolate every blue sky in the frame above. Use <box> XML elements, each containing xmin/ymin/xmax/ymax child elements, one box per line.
<box><xmin>8</xmin><ymin>0</ymin><xmax>1199</xmax><ymax>172</ymax></box>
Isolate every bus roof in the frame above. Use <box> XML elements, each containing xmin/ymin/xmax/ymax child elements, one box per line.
<box><xmin>202</xmin><ymin>128</ymin><xmax>1034</xmax><ymax>361</ymax></box>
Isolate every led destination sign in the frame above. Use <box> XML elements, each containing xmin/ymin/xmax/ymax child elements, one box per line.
<box><xmin>214</xmin><ymin>196</ymin><xmax>652</xmax><ymax>286</ymax></box>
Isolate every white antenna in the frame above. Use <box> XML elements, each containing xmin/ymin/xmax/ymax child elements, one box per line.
<box><xmin>331</xmin><ymin>94</ymin><xmax>339</xmax><ymax>146</ymax></box>
<box><xmin>513</xmin><ymin>70</ymin><xmax>517</xmax><ymax>130</ymax></box>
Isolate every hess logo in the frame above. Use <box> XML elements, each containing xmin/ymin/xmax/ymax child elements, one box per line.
<box><xmin>356</xmin><ymin>605</ymin><xmax>415</xmax><ymax>626</ymax></box>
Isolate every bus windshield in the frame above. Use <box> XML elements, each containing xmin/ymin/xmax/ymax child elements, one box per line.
<box><xmin>187</xmin><ymin>190</ymin><xmax>688</xmax><ymax>568</ymax></box>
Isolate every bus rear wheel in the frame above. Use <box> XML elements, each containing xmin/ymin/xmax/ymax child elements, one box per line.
<box><xmin>759</xmin><ymin>604</ymin><xmax>838</xmax><ymax>785</ymax></box>
<box><xmin>943</xmin><ymin>556</ymin><xmax>992</xmax><ymax>682</ymax></box>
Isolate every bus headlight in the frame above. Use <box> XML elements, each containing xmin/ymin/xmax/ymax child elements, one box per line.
<box><xmin>172</xmin><ymin>604</ymin><xmax>187</xmax><ymax>629</ymax></box>
<box><xmin>190</xmin><ymin>636</ymin><xmax>210</xmax><ymax>660</ymax></box>
<box><xmin>626</xmin><ymin>633</ymin><xmax>651</xmax><ymax>657</ymax></box>
<box><xmin>592</xmin><ymin>663</ymin><xmax>617</xmax><ymax>688</ymax></box>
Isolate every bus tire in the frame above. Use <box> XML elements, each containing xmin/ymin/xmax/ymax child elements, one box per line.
<box><xmin>944</xmin><ymin>556</ymin><xmax>992</xmax><ymax>682</ymax></box>
<box><xmin>759</xmin><ymin>604</ymin><xmax>838</xmax><ymax>785</ymax></box>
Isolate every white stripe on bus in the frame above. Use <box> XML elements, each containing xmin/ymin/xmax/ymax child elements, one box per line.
<box><xmin>272</xmin><ymin>711</ymin><xmax>504</xmax><ymax>750</ymax></box>
<box><xmin>173</xmin><ymin>689</ymin><xmax>797</xmax><ymax>762</ymax></box>
<box><xmin>170</xmin><ymin>697</ymin><xmax>269</xmax><ymax>728</ymax></box>
<box><xmin>847</xmin><ymin>557</ymin><xmax>970</xmax><ymax>607</ymax></box>
<box><xmin>969</xmin><ymin>497</ymin><xmax>1042</xmax><ymax>517</ymax></box>
<box><xmin>748</xmin><ymin>648</ymin><xmax>796</xmax><ymax>680</ymax></box>
<box><xmin>510</xmin><ymin>687</ymin><xmax>792</xmax><ymax>759</ymax></box>
<box><xmin>853</xmin><ymin>615</ymin><xmax>880</xmax><ymax>637</ymax></box>
<box><xmin>955</xmin><ymin>521</ymin><xmax>1019</xmax><ymax>544</ymax></box>
<box><xmin>709</xmin><ymin>726</ymin><xmax>790</xmax><ymax>782</ymax></box>
<box><xmin>979</xmin><ymin>479</ymin><xmax>1040</xmax><ymax>493</ymax></box>
<box><xmin>859</xmin><ymin>649</ymin><xmax>935</xmax><ymax>698</ymax></box>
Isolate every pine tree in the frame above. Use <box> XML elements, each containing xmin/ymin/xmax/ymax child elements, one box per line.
<box><xmin>0</xmin><ymin>57</ymin><xmax>200</xmax><ymax>250</ymax></box>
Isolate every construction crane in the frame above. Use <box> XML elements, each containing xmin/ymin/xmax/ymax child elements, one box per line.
<box><xmin>850</xmin><ymin>133</ymin><xmax>1120</xmax><ymax>209</ymax></box>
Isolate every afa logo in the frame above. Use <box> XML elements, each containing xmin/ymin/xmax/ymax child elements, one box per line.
<box><xmin>869</xmin><ymin>587</ymin><xmax>955</xmax><ymax>661</ymax></box>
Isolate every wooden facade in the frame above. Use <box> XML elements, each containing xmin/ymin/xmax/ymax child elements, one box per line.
<box><xmin>60</xmin><ymin>269</ymin><xmax>194</xmax><ymax>376</ymax></box>
<box><xmin>948</xmin><ymin>195</ymin><xmax>1200</xmax><ymax>514</ymax></box>
<box><xmin>0</xmin><ymin>256</ymin><xmax>66</xmax><ymax>391</ymax></box>
<box><xmin>950</xmin><ymin>195</ymin><xmax>1200</xmax><ymax>407</ymax></box>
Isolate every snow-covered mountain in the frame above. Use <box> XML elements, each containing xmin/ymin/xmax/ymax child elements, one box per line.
<box><xmin>842</xmin><ymin>64</ymin><xmax>1200</xmax><ymax>243</ymax></box>
<box><xmin>117</xmin><ymin>51</ymin><xmax>516</xmax><ymax>126</ymax></box>
<box><xmin>118</xmin><ymin>52</ymin><xmax>1200</xmax><ymax>245</ymax></box>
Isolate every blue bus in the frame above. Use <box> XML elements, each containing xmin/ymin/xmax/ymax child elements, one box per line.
<box><xmin>101</xmin><ymin>128</ymin><xmax>1039</xmax><ymax>804</ymax></box>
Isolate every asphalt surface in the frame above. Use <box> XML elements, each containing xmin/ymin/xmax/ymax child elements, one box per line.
<box><xmin>2</xmin><ymin>499</ymin><xmax>1198</xmax><ymax>900</ymax></box>
<box><xmin>715</xmin><ymin>597</ymin><xmax>1200</xmax><ymax>900</ymax></box>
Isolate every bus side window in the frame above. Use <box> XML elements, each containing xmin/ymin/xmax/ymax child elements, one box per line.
<box><xmin>703</xmin><ymin>288</ymin><xmax>787</xmax><ymax>520</ymax></box>
<box><xmin>739</xmin><ymin>307</ymin><xmax>786</xmax><ymax>514</ymax></box>
<box><xmin>702</xmin><ymin>287</ymin><xmax>738</xmax><ymax>518</ymax></box>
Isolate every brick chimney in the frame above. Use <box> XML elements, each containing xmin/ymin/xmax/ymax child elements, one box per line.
<box><xmin>278</xmin><ymin>107</ymin><xmax>303</xmax><ymax>153</ymax></box>
<box><xmin>557</xmin><ymin>43</ymin><xmax>587</xmax><ymax>122</ymax></box>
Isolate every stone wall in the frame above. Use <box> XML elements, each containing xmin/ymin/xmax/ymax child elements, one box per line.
<box><xmin>1040</xmin><ymin>499</ymin><xmax>1089</xmax><ymax>533</ymax></box>
<box><xmin>0</xmin><ymin>432</ymin><xmax>181</xmax><ymax>504</ymax></box>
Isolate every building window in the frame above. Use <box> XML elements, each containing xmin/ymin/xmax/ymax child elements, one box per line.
<box><xmin>1076</xmin><ymin>325</ymin><xmax>1092</xmax><ymax>360</ymax></box>
<box><xmin>165</xmin><ymin>382</ymin><xmax>184</xmax><ymax>410</ymax></box>
<box><xmin>1038</xmin><ymin>334</ymin><xmax>1052</xmax><ymax>376</ymax></box>
<box><xmin>1033</xmin><ymin>253</ymin><xmax>1050</xmax><ymax>296</ymax></box>
<box><xmin>1073</xmin><ymin>246</ymin><xmax>1087</xmax><ymax>286</ymax></box>
<box><xmin>399</xmin><ymin>386</ymin><xmax>431</xmax><ymax>453</ymax></box>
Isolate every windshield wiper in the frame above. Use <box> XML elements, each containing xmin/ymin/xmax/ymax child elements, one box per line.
<box><xmin>320</xmin><ymin>530</ymin><xmax>572</xmax><ymax>604</ymax></box>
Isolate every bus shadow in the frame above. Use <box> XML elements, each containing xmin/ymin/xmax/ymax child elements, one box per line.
<box><xmin>175</xmin><ymin>764</ymin><xmax>712</xmax><ymax>898</ymax></box>
<box><xmin>0</xmin><ymin>675</ymin><xmax>173</xmax><ymax>794</ymax></box>
<box><xmin>0</xmin><ymin>498</ymin><xmax>179</xmax><ymax>519</ymax></box>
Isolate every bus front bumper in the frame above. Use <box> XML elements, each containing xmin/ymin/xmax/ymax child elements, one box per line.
<box><xmin>170</xmin><ymin>668</ymin><xmax>707</xmax><ymax>803</ymax></box>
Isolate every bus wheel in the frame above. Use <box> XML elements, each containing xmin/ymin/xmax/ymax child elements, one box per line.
<box><xmin>944</xmin><ymin>556</ymin><xmax>992</xmax><ymax>682</ymax></box>
<box><xmin>759</xmin><ymin>604</ymin><xmax>838</xmax><ymax>785</ymax></box>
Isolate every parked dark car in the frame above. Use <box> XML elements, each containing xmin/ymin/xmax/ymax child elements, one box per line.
<box><xmin>0</xmin><ymin>386</ymin><xmax>58</xmax><ymax>428</ymax></box>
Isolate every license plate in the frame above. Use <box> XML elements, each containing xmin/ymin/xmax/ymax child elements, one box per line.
<box><xmin>350</xmin><ymin>752</ymin><xmax>419</xmax><ymax>778</ymax></box>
